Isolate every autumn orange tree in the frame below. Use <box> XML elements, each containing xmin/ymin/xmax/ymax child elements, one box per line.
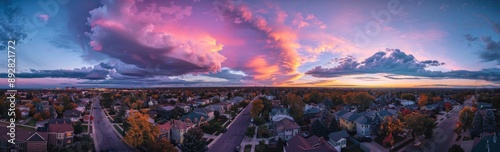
<box><xmin>123</xmin><ymin>112</ymin><xmax>160</xmax><ymax>148</ymax></box>
<box><xmin>417</xmin><ymin>94</ymin><xmax>429</xmax><ymax>107</ymax></box>
<box><xmin>342</xmin><ymin>92</ymin><xmax>375</xmax><ymax>111</ymax></box>
<box><xmin>379</xmin><ymin>116</ymin><xmax>404</xmax><ymax>138</ymax></box>
<box><xmin>148</xmin><ymin>137</ymin><xmax>177</xmax><ymax>152</ymax></box>
<box><xmin>404</xmin><ymin>112</ymin><xmax>436</xmax><ymax>138</ymax></box>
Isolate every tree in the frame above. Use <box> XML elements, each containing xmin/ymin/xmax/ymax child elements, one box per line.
<box><xmin>149</xmin><ymin>138</ymin><xmax>177</xmax><ymax>152</ymax></box>
<box><xmin>458</xmin><ymin>107</ymin><xmax>475</xmax><ymax>131</ymax></box>
<box><xmin>342</xmin><ymin>92</ymin><xmax>374</xmax><ymax>111</ymax></box>
<box><xmin>284</xmin><ymin>93</ymin><xmax>305</xmax><ymax>125</ymax></box>
<box><xmin>304</xmin><ymin>90</ymin><xmax>323</xmax><ymax>104</ymax></box>
<box><xmin>418</xmin><ymin>94</ymin><xmax>429</xmax><ymax>107</ymax></box>
<box><xmin>379</xmin><ymin>116</ymin><xmax>404</xmax><ymax>137</ymax></box>
<box><xmin>257</xmin><ymin>125</ymin><xmax>271</xmax><ymax>138</ymax></box>
<box><xmin>432</xmin><ymin>96</ymin><xmax>442</xmax><ymax>103</ymax></box>
<box><xmin>169</xmin><ymin>107</ymin><xmax>185</xmax><ymax>120</ymax></box>
<box><xmin>448</xmin><ymin>144</ymin><xmax>465</xmax><ymax>152</ymax></box>
<box><xmin>472</xmin><ymin>112</ymin><xmax>483</xmax><ymax>131</ymax></box>
<box><xmin>483</xmin><ymin>110</ymin><xmax>496</xmax><ymax>133</ymax></box>
<box><xmin>383</xmin><ymin>133</ymin><xmax>394</xmax><ymax>147</ymax></box>
<box><xmin>444</xmin><ymin>102</ymin><xmax>452</xmax><ymax>112</ymax></box>
<box><xmin>123</xmin><ymin>112</ymin><xmax>160</xmax><ymax>148</ymax></box>
<box><xmin>311</xmin><ymin>119</ymin><xmax>328</xmax><ymax>138</ymax></box>
<box><xmin>251</xmin><ymin>99</ymin><xmax>264</xmax><ymax>118</ymax></box>
<box><xmin>328</xmin><ymin>117</ymin><xmax>340</xmax><ymax>132</ymax></box>
<box><xmin>245</xmin><ymin>126</ymin><xmax>255</xmax><ymax>137</ymax></box>
<box><xmin>73</xmin><ymin>122</ymin><xmax>84</xmax><ymax>135</ymax></box>
<box><xmin>404</xmin><ymin>112</ymin><xmax>436</xmax><ymax>138</ymax></box>
<box><xmin>181</xmin><ymin>126</ymin><xmax>207</xmax><ymax>152</ymax></box>
<box><xmin>400</xmin><ymin>93</ymin><xmax>416</xmax><ymax>101</ymax></box>
<box><xmin>214</xmin><ymin>110</ymin><xmax>220</xmax><ymax>119</ymax></box>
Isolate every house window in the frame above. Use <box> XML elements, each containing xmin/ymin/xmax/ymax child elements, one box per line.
<box><xmin>66</xmin><ymin>132</ymin><xmax>73</xmax><ymax>137</ymax></box>
<box><xmin>56</xmin><ymin>133</ymin><xmax>64</xmax><ymax>139</ymax></box>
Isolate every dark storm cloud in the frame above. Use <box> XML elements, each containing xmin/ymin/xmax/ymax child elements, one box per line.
<box><xmin>0</xmin><ymin>68</ymin><xmax>108</xmax><ymax>80</ymax></box>
<box><xmin>306</xmin><ymin>49</ymin><xmax>500</xmax><ymax>82</ymax></box>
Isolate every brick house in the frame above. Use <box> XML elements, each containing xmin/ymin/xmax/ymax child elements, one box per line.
<box><xmin>47</xmin><ymin>119</ymin><xmax>74</xmax><ymax>148</ymax></box>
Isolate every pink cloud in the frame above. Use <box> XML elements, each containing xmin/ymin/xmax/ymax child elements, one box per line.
<box><xmin>292</xmin><ymin>13</ymin><xmax>326</xmax><ymax>29</ymax></box>
<box><xmin>86</xmin><ymin>0</ymin><xmax>226</xmax><ymax>76</ymax></box>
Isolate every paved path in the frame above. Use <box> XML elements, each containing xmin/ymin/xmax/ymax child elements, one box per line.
<box><xmin>92</xmin><ymin>97</ymin><xmax>135</xmax><ymax>152</ymax></box>
<box><xmin>208</xmin><ymin>95</ymin><xmax>261</xmax><ymax>152</ymax></box>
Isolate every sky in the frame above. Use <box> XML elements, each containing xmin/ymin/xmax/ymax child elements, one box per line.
<box><xmin>0</xmin><ymin>0</ymin><xmax>499</xmax><ymax>88</ymax></box>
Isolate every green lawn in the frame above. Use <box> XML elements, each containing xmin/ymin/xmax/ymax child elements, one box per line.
<box><xmin>25</xmin><ymin>119</ymin><xmax>36</xmax><ymax>126</ymax></box>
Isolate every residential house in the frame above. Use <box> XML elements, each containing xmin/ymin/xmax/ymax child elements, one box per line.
<box><xmin>75</xmin><ymin>106</ymin><xmax>85</xmax><ymax>113</ymax></box>
<box><xmin>174</xmin><ymin>103</ymin><xmax>190</xmax><ymax>113</ymax></box>
<box><xmin>218</xmin><ymin>102</ymin><xmax>232</xmax><ymax>111</ymax></box>
<box><xmin>47</xmin><ymin>119</ymin><xmax>73</xmax><ymax>148</ymax></box>
<box><xmin>355</xmin><ymin>116</ymin><xmax>371</xmax><ymax>137</ymax></box>
<box><xmin>399</xmin><ymin>99</ymin><xmax>415</xmax><ymax>106</ymax></box>
<box><xmin>205</xmin><ymin>105</ymin><xmax>225</xmax><ymax>114</ymax></box>
<box><xmin>284</xmin><ymin>135</ymin><xmax>337</xmax><ymax>152</ymax></box>
<box><xmin>180</xmin><ymin>112</ymin><xmax>209</xmax><ymax>125</ymax></box>
<box><xmin>157</xmin><ymin>121</ymin><xmax>172</xmax><ymax>140</ymax></box>
<box><xmin>471</xmin><ymin>133</ymin><xmax>499</xmax><ymax>152</ymax></box>
<box><xmin>421</xmin><ymin>103</ymin><xmax>439</xmax><ymax>111</ymax></box>
<box><xmin>171</xmin><ymin>120</ymin><xmax>194</xmax><ymax>144</ymax></box>
<box><xmin>62</xmin><ymin>110</ymin><xmax>82</xmax><ymax>123</ymax></box>
<box><xmin>333</xmin><ymin>110</ymin><xmax>349</xmax><ymax>123</ymax></box>
<box><xmin>270</xmin><ymin>108</ymin><xmax>290</xmax><ymax>121</ymax></box>
<box><xmin>161</xmin><ymin>106</ymin><xmax>175</xmax><ymax>112</ymax></box>
<box><xmin>194</xmin><ymin>99</ymin><xmax>210</xmax><ymax>106</ymax></box>
<box><xmin>0</xmin><ymin>126</ymin><xmax>48</xmax><ymax>152</ymax></box>
<box><xmin>193</xmin><ymin>108</ymin><xmax>214</xmax><ymax>120</ymax></box>
<box><xmin>125</xmin><ymin>109</ymin><xmax>138</xmax><ymax>118</ymax></box>
<box><xmin>271</xmin><ymin>100</ymin><xmax>281</xmax><ymax>108</ymax></box>
<box><xmin>305</xmin><ymin>107</ymin><xmax>322</xmax><ymax>119</ymax></box>
<box><xmin>339</xmin><ymin>112</ymin><xmax>363</xmax><ymax>132</ymax></box>
<box><xmin>273</xmin><ymin>117</ymin><xmax>300</xmax><ymax>141</ymax></box>
<box><xmin>18</xmin><ymin>105</ymin><xmax>30</xmax><ymax>117</ymax></box>
<box><xmin>328</xmin><ymin>130</ymin><xmax>349</xmax><ymax>152</ymax></box>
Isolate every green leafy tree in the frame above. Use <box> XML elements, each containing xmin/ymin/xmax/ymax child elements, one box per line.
<box><xmin>483</xmin><ymin>110</ymin><xmax>496</xmax><ymax>132</ymax></box>
<box><xmin>472</xmin><ymin>112</ymin><xmax>483</xmax><ymax>130</ymax></box>
<box><xmin>400</xmin><ymin>93</ymin><xmax>416</xmax><ymax>101</ymax></box>
<box><xmin>181</xmin><ymin>126</ymin><xmax>207</xmax><ymax>152</ymax></box>
<box><xmin>311</xmin><ymin>119</ymin><xmax>328</xmax><ymax>138</ymax></box>
<box><xmin>328</xmin><ymin>117</ymin><xmax>340</xmax><ymax>132</ymax></box>
<box><xmin>73</xmin><ymin>122</ymin><xmax>84</xmax><ymax>134</ymax></box>
<box><xmin>404</xmin><ymin>112</ymin><xmax>436</xmax><ymax>138</ymax></box>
